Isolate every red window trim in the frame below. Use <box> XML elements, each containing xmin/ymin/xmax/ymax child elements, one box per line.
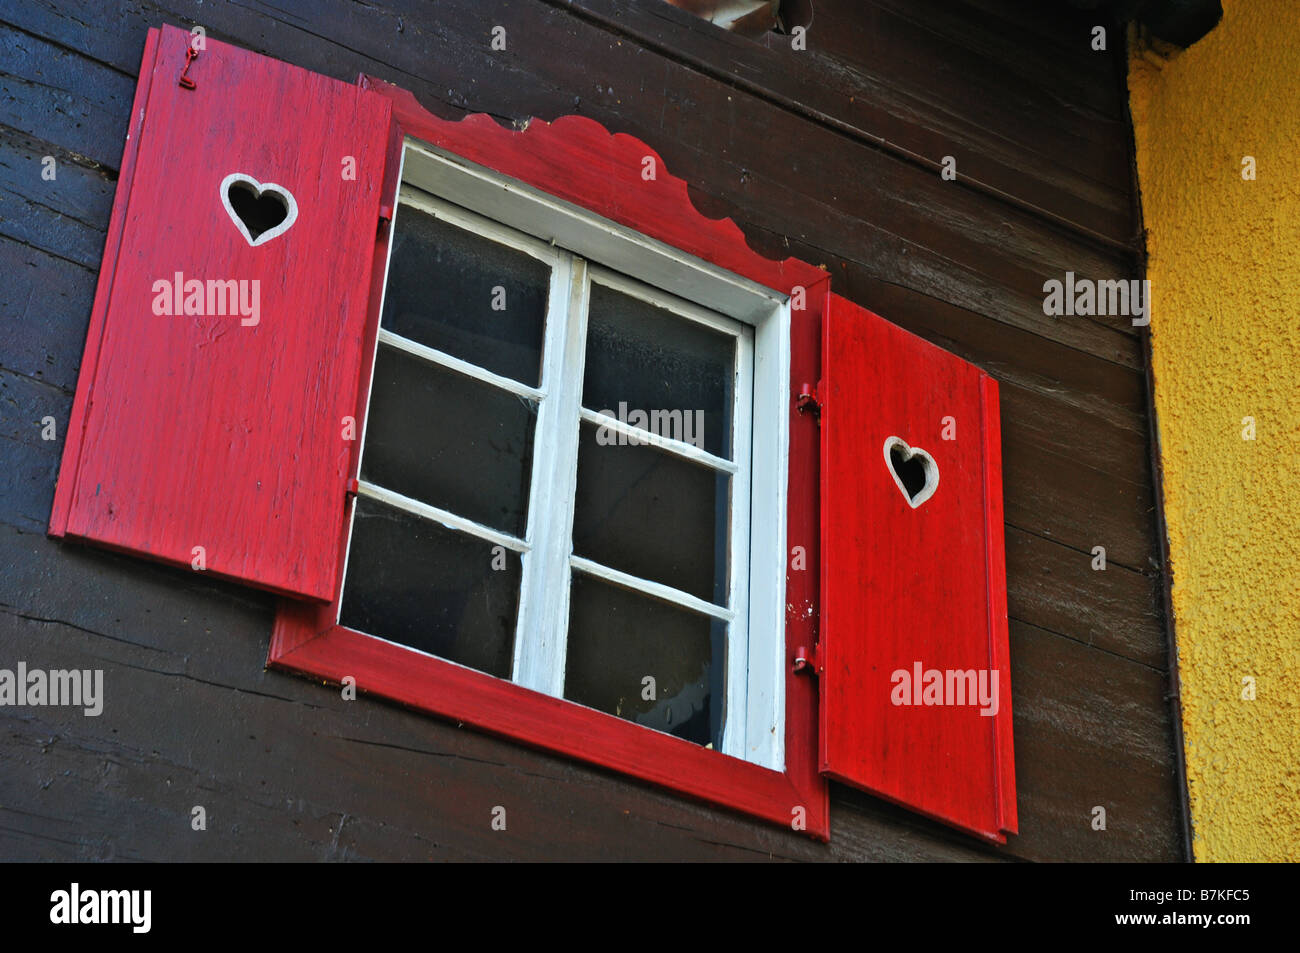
<box><xmin>269</xmin><ymin>79</ymin><xmax>835</xmax><ymax>839</ymax></box>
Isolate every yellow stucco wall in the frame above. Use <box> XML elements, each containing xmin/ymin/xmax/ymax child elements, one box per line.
<box><xmin>1128</xmin><ymin>0</ymin><xmax>1300</xmax><ymax>862</ymax></box>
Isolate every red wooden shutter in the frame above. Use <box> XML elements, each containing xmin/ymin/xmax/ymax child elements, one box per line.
<box><xmin>49</xmin><ymin>25</ymin><xmax>395</xmax><ymax>602</ymax></box>
<box><xmin>818</xmin><ymin>292</ymin><xmax>1017</xmax><ymax>843</ymax></box>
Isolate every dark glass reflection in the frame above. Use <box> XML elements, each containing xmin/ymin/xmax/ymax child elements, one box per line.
<box><xmin>583</xmin><ymin>282</ymin><xmax>735</xmax><ymax>459</ymax></box>
<box><xmin>340</xmin><ymin>496</ymin><xmax>520</xmax><ymax>677</ymax></box>
<box><xmin>572</xmin><ymin>422</ymin><xmax>730</xmax><ymax>605</ymax></box>
<box><xmin>361</xmin><ymin>344</ymin><xmax>536</xmax><ymax>537</ymax></box>
<box><xmin>382</xmin><ymin>204</ymin><xmax>549</xmax><ymax>386</ymax></box>
<box><xmin>565</xmin><ymin>572</ymin><xmax>725</xmax><ymax>748</ymax></box>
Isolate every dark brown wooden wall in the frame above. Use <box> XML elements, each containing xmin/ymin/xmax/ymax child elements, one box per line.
<box><xmin>0</xmin><ymin>0</ymin><xmax>1185</xmax><ymax>860</ymax></box>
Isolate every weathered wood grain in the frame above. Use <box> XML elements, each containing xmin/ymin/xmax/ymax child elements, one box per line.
<box><xmin>0</xmin><ymin>23</ymin><xmax>135</xmax><ymax>169</ymax></box>
<box><xmin>0</xmin><ymin>127</ymin><xmax>115</xmax><ymax>270</ymax></box>
<box><xmin>835</xmin><ymin>271</ymin><xmax>1148</xmax><ymax>429</ymax></box>
<box><xmin>2</xmin><ymin>1</ymin><xmax>1144</xmax><ymax>362</ymax></box>
<box><xmin>0</xmin><ymin>236</ymin><xmax>94</xmax><ymax>394</ymax></box>
<box><xmin>998</xmin><ymin>620</ymin><xmax>1183</xmax><ymax>861</ymax></box>
<box><xmin>548</xmin><ymin>0</ymin><xmax>1135</xmax><ymax>243</ymax></box>
<box><xmin>1004</xmin><ymin>526</ymin><xmax>1165</xmax><ymax>669</ymax></box>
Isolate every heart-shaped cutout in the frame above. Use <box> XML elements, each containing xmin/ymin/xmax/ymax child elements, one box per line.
<box><xmin>220</xmin><ymin>173</ymin><xmax>298</xmax><ymax>247</ymax></box>
<box><xmin>883</xmin><ymin>436</ymin><xmax>939</xmax><ymax>508</ymax></box>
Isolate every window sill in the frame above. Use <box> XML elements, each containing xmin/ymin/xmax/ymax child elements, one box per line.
<box><xmin>269</xmin><ymin>603</ymin><xmax>829</xmax><ymax>839</ymax></box>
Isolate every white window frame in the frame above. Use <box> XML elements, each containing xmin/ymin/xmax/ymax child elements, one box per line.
<box><xmin>341</xmin><ymin>138</ymin><xmax>790</xmax><ymax>771</ymax></box>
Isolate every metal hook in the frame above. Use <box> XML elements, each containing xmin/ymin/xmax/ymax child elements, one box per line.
<box><xmin>179</xmin><ymin>45</ymin><xmax>199</xmax><ymax>90</ymax></box>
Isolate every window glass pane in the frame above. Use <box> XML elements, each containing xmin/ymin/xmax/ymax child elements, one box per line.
<box><xmin>382</xmin><ymin>204</ymin><xmax>549</xmax><ymax>386</ymax></box>
<box><xmin>583</xmin><ymin>282</ymin><xmax>735</xmax><ymax>459</ymax></box>
<box><xmin>361</xmin><ymin>344</ymin><xmax>536</xmax><ymax>538</ymax></box>
<box><xmin>564</xmin><ymin>572</ymin><xmax>724</xmax><ymax>748</ymax></box>
<box><xmin>340</xmin><ymin>496</ymin><xmax>519</xmax><ymax>678</ymax></box>
<box><xmin>572</xmin><ymin>421</ymin><xmax>729</xmax><ymax>605</ymax></box>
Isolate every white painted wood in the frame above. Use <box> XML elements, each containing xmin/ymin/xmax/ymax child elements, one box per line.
<box><xmin>512</xmin><ymin>257</ymin><xmax>589</xmax><ymax>696</ymax></box>
<box><xmin>743</xmin><ymin>301</ymin><xmax>790</xmax><ymax>771</ymax></box>
<box><xmin>377</xmin><ymin>329</ymin><xmax>545</xmax><ymax>402</ymax></box>
<box><xmin>401</xmin><ymin>139</ymin><xmax>786</xmax><ymax>324</ymax></box>
<box><xmin>577</xmin><ymin>408</ymin><xmax>738</xmax><ymax>474</ymax></box>
<box><xmin>357</xmin><ymin>481</ymin><xmax>529</xmax><ymax>554</ymax></box>
<box><xmin>720</xmin><ymin>322</ymin><xmax>755</xmax><ymax>760</ymax></box>
<box><xmin>588</xmin><ymin>264</ymin><xmax>748</xmax><ymax>340</ymax></box>
<box><xmin>570</xmin><ymin>556</ymin><xmax>735</xmax><ymax>622</ymax></box>
<box><xmin>398</xmin><ymin>183</ymin><xmax>561</xmax><ymax>267</ymax></box>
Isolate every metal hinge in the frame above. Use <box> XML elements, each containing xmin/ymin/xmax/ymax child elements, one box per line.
<box><xmin>795</xmin><ymin>382</ymin><xmax>821</xmax><ymax>418</ymax></box>
<box><xmin>377</xmin><ymin>204</ymin><xmax>393</xmax><ymax>235</ymax></box>
<box><xmin>793</xmin><ymin>643</ymin><xmax>822</xmax><ymax>676</ymax></box>
<box><xmin>345</xmin><ymin>477</ymin><xmax>360</xmax><ymax>500</ymax></box>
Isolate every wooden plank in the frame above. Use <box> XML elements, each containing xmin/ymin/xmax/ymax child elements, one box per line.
<box><xmin>549</xmin><ymin>0</ymin><xmax>1134</xmax><ymax>243</ymax></box>
<box><xmin>1001</xmin><ymin>437</ymin><xmax>1157</xmax><ymax>572</ymax></box>
<box><xmin>847</xmin><ymin>0</ymin><xmax>1130</xmax><ymax>142</ymax></box>
<box><xmin>1004</xmin><ymin>525</ymin><xmax>1166</xmax><ymax>670</ymax></box>
<box><xmin>5</xmin><ymin>0</ymin><xmax>1134</xmax><ymax>248</ymax></box>
<box><xmin>0</xmin><ymin>608</ymin><xmax>822</xmax><ymax>861</ymax></box>
<box><xmin>0</xmin><ymin>23</ymin><xmax>136</xmax><ymax>169</ymax></box>
<box><xmin>950</xmin><ymin>0</ymin><xmax>1122</xmax><ymax>69</ymax></box>
<box><xmin>997</xmin><ymin>620</ymin><xmax>1183</xmax><ymax>861</ymax></box>
<box><xmin>0</xmin><ymin>368</ymin><xmax>70</xmax><ymax>536</ymax></box>
<box><xmin>0</xmin><ymin>531</ymin><xmax>828</xmax><ymax>861</ymax></box>
<box><xmin>774</xmin><ymin>231</ymin><xmax>1144</xmax><ymax>371</ymax></box>
<box><xmin>3</xmin><ymin>0</ymin><xmax>1145</xmax><ymax>363</ymax></box>
<box><xmin>0</xmin><ymin>128</ymin><xmax>115</xmax><ymax>270</ymax></box>
<box><xmin>832</xmin><ymin>269</ymin><xmax>1148</xmax><ymax>429</ymax></box>
<box><xmin>0</xmin><ymin>532</ymin><xmax>1178</xmax><ymax>862</ymax></box>
<box><xmin>1000</xmin><ymin>379</ymin><xmax>1150</xmax><ymax>507</ymax></box>
<box><xmin>827</xmin><ymin>788</ymin><xmax>1008</xmax><ymax>862</ymax></box>
<box><xmin>0</xmin><ymin>236</ymin><xmax>96</xmax><ymax>394</ymax></box>
<box><xmin>0</xmin><ymin>521</ymin><xmax>1180</xmax><ymax>861</ymax></box>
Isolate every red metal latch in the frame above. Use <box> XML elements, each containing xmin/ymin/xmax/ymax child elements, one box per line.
<box><xmin>796</xmin><ymin>382</ymin><xmax>821</xmax><ymax>417</ymax></box>
<box><xmin>793</xmin><ymin>643</ymin><xmax>822</xmax><ymax>676</ymax></box>
<box><xmin>178</xmin><ymin>44</ymin><xmax>200</xmax><ymax>90</ymax></box>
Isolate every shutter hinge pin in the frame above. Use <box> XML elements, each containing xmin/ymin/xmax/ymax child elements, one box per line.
<box><xmin>378</xmin><ymin>204</ymin><xmax>393</xmax><ymax>235</ymax></box>
<box><xmin>178</xmin><ymin>43</ymin><xmax>199</xmax><ymax>90</ymax></box>
<box><xmin>795</xmin><ymin>383</ymin><xmax>821</xmax><ymax>417</ymax></box>
<box><xmin>345</xmin><ymin>477</ymin><xmax>360</xmax><ymax>499</ymax></box>
<box><xmin>793</xmin><ymin>643</ymin><xmax>822</xmax><ymax>675</ymax></box>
